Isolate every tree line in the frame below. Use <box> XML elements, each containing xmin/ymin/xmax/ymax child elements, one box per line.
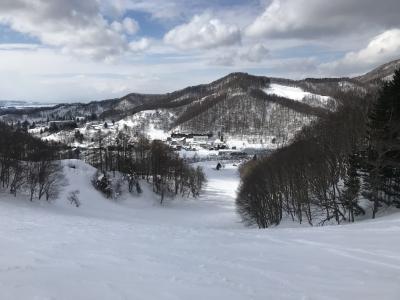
<box><xmin>85</xmin><ymin>129</ymin><xmax>206</xmax><ymax>203</ymax></box>
<box><xmin>0</xmin><ymin>122</ymin><xmax>64</xmax><ymax>201</ymax></box>
<box><xmin>236</xmin><ymin>70</ymin><xmax>400</xmax><ymax>228</ymax></box>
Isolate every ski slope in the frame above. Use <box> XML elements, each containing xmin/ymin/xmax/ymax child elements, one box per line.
<box><xmin>0</xmin><ymin>160</ymin><xmax>399</xmax><ymax>300</ymax></box>
<box><xmin>264</xmin><ymin>83</ymin><xmax>333</xmax><ymax>108</ymax></box>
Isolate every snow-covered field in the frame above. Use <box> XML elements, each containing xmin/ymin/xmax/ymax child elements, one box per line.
<box><xmin>0</xmin><ymin>160</ymin><xmax>399</xmax><ymax>300</ymax></box>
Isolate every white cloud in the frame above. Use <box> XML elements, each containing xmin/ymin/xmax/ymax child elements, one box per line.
<box><xmin>110</xmin><ymin>21</ymin><xmax>124</xmax><ymax>32</ymax></box>
<box><xmin>129</xmin><ymin>38</ymin><xmax>152</xmax><ymax>53</ymax></box>
<box><xmin>209</xmin><ymin>44</ymin><xmax>269</xmax><ymax>66</ymax></box>
<box><xmin>1</xmin><ymin>0</ymin><xmax>400</xmax><ymax>102</ymax></box>
<box><xmin>0</xmin><ymin>43</ymin><xmax>41</xmax><ymax>51</ymax></box>
<box><xmin>104</xmin><ymin>0</ymin><xmax>246</xmax><ymax>22</ymax></box>
<box><xmin>0</xmin><ymin>0</ymin><xmax>143</xmax><ymax>60</ymax></box>
<box><xmin>164</xmin><ymin>13</ymin><xmax>241</xmax><ymax>50</ymax></box>
<box><xmin>343</xmin><ymin>29</ymin><xmax>400</xmax><ymax>64</ymax></box>
<box><xmin>0</xmin><ymin>46</ymin><xmax>213</xmax><ymax>101</ymax></box>
<box><xmin>211</xmin><ymin>51</ymin><xmax>237</xmax><ymax>66</ymax></box>
<box><xmin>104</xmin><ymin>0</ymin><xmax>187</xmax><ymax>20</ymax></box>
<box><xmin>246</xmin><ymin>0</ymin><xmax>400</xmax><ymax>39</ymax></box>
<box><xmin>321</xmin><ymin>29</ymin><xmax>400</xmax><ymax>75</ymax></box>
<box><xmin>111</xmin><ymin>17</ymin><xmax>139</xmax><ymax>35</ymax></box>
<box><xmin>241</xmin><ymin>44</ymin><xmax>269</xmax><ymax>62</ymax></box>
<box><xmin>122</xmin><ymin>17</ymin><xmax>139</xmax><ymax>35</ymax></box>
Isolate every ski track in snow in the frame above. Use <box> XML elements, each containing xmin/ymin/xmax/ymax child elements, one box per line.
<box><xmin>0</xmin><ymin>161</ymin><xmax>400</xmax><ymax>300</ymax></box>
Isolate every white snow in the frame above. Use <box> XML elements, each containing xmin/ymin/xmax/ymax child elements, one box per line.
<box><xmin>264</xmin><ymin>84</ymin><xmax>333</xmax><ymax>108</ymax></box>
<box><xmin>226</xmin><ymin>138</ymin><xmax>278</xmax><ymax>150</ymax></box>
<box><xmin>265</xmin><ymin>84</ymin><xmax>310</xmax><ymax>101</ymax></box>
<box><xmin>116</xmin><ymin>110</ymin><xmax>171</xmax><ymax>141</ymax></box>
<box><xmin>146</xmin><ymin>123</ymin><xmax>170</xmax><ymax>141</ymax></box>
<box><xmin>0</xmin><ymin>159</ymin><xmax>399</xmax><ymax>300</ymax></box>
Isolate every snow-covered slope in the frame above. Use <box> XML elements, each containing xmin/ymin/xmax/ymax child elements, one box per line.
<box><xmin>355</xmin><ymin>58</ymin><xmax>400</xmax><ymax>83</ymax></box>
<box><xmin>0</xmin><ymin>159</ymin><xmax>399</xmax><ymax>300</ymax></box>
<box><xmin>1</xmin><ymin>72</ymin><xmax>339</xmax><ymax>145</ymax></box>
<box><xmin>264</xmin><ymin>83</ymin><xmax>334</xmax><ymax>109</ymax></box>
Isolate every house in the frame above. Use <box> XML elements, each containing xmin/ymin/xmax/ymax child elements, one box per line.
<box><xmin>193</xmin><ymin>135</ymin><xmax>209</xmax><ymax>143</ymax></box>
<box><xmin>172</xmin><ymin>137</ymin><xmax>186</xmax><ymax>145</ymax></box>
<box><xmin>75</xmin><ymin>116</ymin><xmax>86</xmax><ymax>123</ymax></box>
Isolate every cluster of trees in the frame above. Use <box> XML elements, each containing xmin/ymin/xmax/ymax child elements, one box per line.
<box><xmin>86</xmin><ymin>129</ymin><xmax>206</xmax><ymax>203</ymax></box>
<box><xmin>0</xmin><ymin>122</ymin><xmax>64</xmax><ymax>201</ymax></box>
<box><xmin>49</xmin><ymin>121</ymin><xmax>78</xmax><ymax>132</ymax></box>
<box><xmin>364</xmin><ymin>71</ymin><xmax>400</xmax><ymax>217</ymax></box>
<box><xmin>176</xmin><ymin>91</ymin><xmax>315</xmax><ymax>144</ymax></box>
<box><xmin>92</xmin><ymin>171</ymin><xmax>117</xmax><ymax>199</ymax></box>
<box><xmin>237</xmin><ymin>71</ymin><xmax>400</xmax><ymax>228</ymax></box>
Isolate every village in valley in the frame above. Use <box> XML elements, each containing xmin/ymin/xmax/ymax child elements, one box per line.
<box><xmin>10</xmin><ymin>113</ymin><xmax>275</xmax><ymax>163</ymax></box>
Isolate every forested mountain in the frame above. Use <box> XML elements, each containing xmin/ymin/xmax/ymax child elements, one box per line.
<box><xmin>355</xmin><ymin>59</ymin><xmax>400</xmax><ymax>84</ymax></box>
<box><xmin>0</xmin><ymin>59</ymin><xmax>397</xmax><ymax>143</ymax></box>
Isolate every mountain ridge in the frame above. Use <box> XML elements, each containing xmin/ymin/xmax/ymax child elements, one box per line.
<box><xmin>1</xmin><ymin>59</ymin><xmax>398</xmax><ymax>144</ymax></box>
<box><xmin>355</xmin><ymin>58</ymin><xmax>400</xmax><ymax>83</ymax></box>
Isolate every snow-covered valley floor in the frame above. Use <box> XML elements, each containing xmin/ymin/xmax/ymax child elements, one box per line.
<box><xmin>0</xmin><ymin>161</ymin><xmax>400</xmax><ymax>300</ymax></box>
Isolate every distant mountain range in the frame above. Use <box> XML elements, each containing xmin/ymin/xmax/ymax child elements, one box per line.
<box><xmin>0</xmin><ymin>100</ymin><xmax>56</xmax><ymax>109</ymax></box>
<box><xmin>1</xmin><ymin>58</ymin><xmax>398</xmax><ymax>143</ymax></box>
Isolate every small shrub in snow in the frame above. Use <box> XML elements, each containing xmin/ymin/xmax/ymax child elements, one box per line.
<box><xmin>67</xmin><ymin>190</ymin><xmax>80</xmax><ymax>207</ymax></box>
<box><xmin>114</xmin><ymin>178</ymin><xmax>123</xmax><ymax>198</ymax></box>
<box><xmin>126</xmin><ymin>173</ymin><xmax>142</xmax><ymax>194</ymax></box>
<box><xmin>135</xmin><ymin>181</ymin><xmax>142</xmax><ymax>194</ymax></box>
<box><xmin>92</xmin><ymin>171</ymin><xmax>113</xmax><ymax>198</ymax></box>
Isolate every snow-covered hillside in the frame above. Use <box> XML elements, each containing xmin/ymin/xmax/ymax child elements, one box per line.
<box><xmin>1</xmin><ymin>72</ymin><xmax>337</xmax><ymax>146</ymax></box>
<box><xmin>0</xmin><ymin>159</ymin><xmax>399</xmax><ymax>299</ymax></box>
<box><xmin>264</xmin><ymin>83</ymin><xmax>335</xmax><ymax>109</ymax></box>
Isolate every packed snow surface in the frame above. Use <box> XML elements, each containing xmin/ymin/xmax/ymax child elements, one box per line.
<box><xmin>0</xmin><ymin>160</ymin><xmax>400</xmax><ymax>300</ymax></box>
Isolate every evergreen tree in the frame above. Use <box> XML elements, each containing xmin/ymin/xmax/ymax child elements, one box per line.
<box><xmin>342</xmin><ymin>152</ymin><xmax>363</xmax><ymax>222</ymax></box>
<box><xmin>364</xmin><ymin>69</ymin><xmax>400</xmax><ymax>217</ymax></box>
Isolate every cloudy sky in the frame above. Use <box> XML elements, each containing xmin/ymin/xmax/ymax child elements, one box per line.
<box><xmin>1</xmin><ymin>0</ymin><xmax>400</xmax><ymax>102</ymax></box>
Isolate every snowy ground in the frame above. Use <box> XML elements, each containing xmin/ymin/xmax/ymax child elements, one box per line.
<box><xmin>0</xmin><ymin>160</ymin><xmax>399</xmax><ymax>300</ymax></box>
<box><xmin>264</xmin><ymin>83</ymin><xmax>333</xmax><ymax>109</ymax></box>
